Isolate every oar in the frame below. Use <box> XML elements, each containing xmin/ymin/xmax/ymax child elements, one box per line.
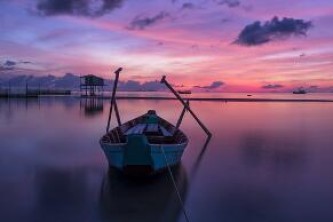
<box><xmin>161</xmin><ymin>76</ymin><xmax>212</xmax><ymax>138</ymax></box>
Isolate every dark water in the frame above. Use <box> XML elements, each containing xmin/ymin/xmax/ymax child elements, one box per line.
<box><xmin>1</xmin><ymin>97</ymin><xmax>333</xmax><ymax>222</ymax></box>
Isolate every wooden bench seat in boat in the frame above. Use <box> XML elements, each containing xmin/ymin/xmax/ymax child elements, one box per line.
<box><xmin>159</xmin><ymin>125</ymin><xmax>173</xmax><ymax>137</ymax></box>
<box><xmin>124</xmin><ymin>123</ymin><xmax>147</xmax><ymax>135</ymax></box>
<box><xmin>145</xmin><ymin>123</ymin><xmax>159</xmax><ymax>133</ymax></box>
<box><xmin>124</xmin><ymin>123</ymin><xmax>174</xmax><ymax>137</ymax></box>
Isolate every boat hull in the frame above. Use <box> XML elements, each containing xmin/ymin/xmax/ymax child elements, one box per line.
<box><xmin>100</xmin><ymin>140</ymin><xmax>187</xmax><ymax>174</ymax></box>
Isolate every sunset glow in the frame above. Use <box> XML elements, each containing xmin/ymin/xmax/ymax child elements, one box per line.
<box><xmin>1</xmin><ymin>0</ymin><xmax>333</xmax><ymax>92</ymax></box>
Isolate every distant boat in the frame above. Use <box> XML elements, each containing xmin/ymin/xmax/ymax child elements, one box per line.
<box><xmin>177</xmin><ymin>90</ymin><xmax>191</xmax><ymax>94</ymax></box>
<box><xmin>100</xmin><ymin>110</ymin><xmax>188</xmax><ymax>174</ymax></box>
<box><xmin>293</xmin><ymin>88</ymin><xmax>307</xmax><ymax>94</ymax></box>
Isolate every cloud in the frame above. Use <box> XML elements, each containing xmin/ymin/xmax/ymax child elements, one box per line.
<box><xmin>0</xmin><ymin>60</ymin><xmax>34</xmax><ymax>72</ymax></box>
<box><xmin>36</xmin><ymin>0</ymin><xmax>124</xmax><ymax>17</ymax></box>
<box><xmin>4</xmin><ymin>60</ymin><xmax>16</xmax><ymax>66</ymax></box>
<box><xmin>127</xmin><ymin>11</ymin><xmax>169</xmax><ymax>30</ymax></box>
<box><xmin>234</xmin><ymin>17</ymin><xmax>313</xmax><ymax>46</ymax></box>
<box><xmin>262</xmin><ymin>84</ymin><xmax>284</xmax><ymax>89</ymax></box>
<box><xmin>215</xmin><ymin>0</ymin><xmax>240</xmax><ymax>8</ymax></box>
<box><xmin>0</xmin><ymin>66</ymin><xmax>14</xmax><ymax>71</ymax></box>
<box><xmin>181</xmin><ymin>3</ymin><xmax>197</xmax><ymax>10</ymax></box>
<box><xmin>142</xmin><ymin>80</ymin><xmax>166</xmax><ymax>91</ymax></box>
<box><xmin>118</xmin><ymin>80</ymin><xmax>166</xmax><ymax>91</ymax></box>
<box><xmin>0</xmin><ymin>60</ymin><xmax>16</xmax><ymax>72</ymax></box>
<box><xmin>195</xmin><ymin>81</ymin><xmax>224</xmax><ymax>89</ymax></box>
<box><xmin>120</xmin><ymin>80</ymin><xmax>141</xmax><ymax>90</ymax></box>
<box><xmin>128</xmin><ymin>11</ymin><xmax>170</xmax><ymax>30</ymax></box>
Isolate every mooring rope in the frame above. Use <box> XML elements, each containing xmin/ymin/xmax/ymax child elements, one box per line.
<box><xmin>160</xmin><ymin>146</ymin><xmax>190</xmax><ymax>222</ymax></box>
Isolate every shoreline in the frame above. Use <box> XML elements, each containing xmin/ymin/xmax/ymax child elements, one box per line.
<box><xmin>99</xmin><ymin>96</ymin><xmax>333</xmax><ymax>103</ymax></box>
<box><xmin>1</xmin><ymin>95</ymin><xmax>333</xmax><ymax>102</ymax></box>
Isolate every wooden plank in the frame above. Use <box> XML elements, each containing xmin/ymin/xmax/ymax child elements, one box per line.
<box><xmin>124</xmin><ymin>123</ymin><xmax>147</xmax><ymax>135</ymax></box>
<box><xmin>146</xmin><ymin>123</ymin><xmax>159</xmax><ymax>133</ymax></box>
<box><xmin>159</xmin><ymin>125</ymin><xmax>173</xmax><ymax>137</ymax></box>
<box><xmin>119</xmin><ymin>125</ymin><xmax>128</xmax><ymax>134</ymax></box>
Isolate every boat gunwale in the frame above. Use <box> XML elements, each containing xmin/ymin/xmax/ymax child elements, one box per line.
<box><xmin>100</xmin><ymin>112</ymin><xmax>188</xmax><ymax>146</ymax></box>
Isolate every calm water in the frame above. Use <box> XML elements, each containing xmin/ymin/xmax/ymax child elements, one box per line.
<box><xmin>115</xmin><ymin>92</ymin><xmax>333</xmax><ymax>100</ymax></box>
<box><xmin>1</xmin><ymin>96</ymin><xmax>333</xmax><ymax>222</ymax></box>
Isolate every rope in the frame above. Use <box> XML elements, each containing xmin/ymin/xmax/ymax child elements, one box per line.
<box><xmin>160</xmin><ymin>146</ymin><xmax>190</xmax><ymax>222</ymax></box>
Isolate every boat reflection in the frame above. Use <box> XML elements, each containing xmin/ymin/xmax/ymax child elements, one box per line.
<box><xmin>99</xmin><ymin>165</ymin><xmax>188</xmax><ymax>222</ymax></box>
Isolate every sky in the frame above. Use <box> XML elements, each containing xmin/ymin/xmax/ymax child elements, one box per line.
<box><xmin>0</xmin><ymin>0</ymin><xmax>333</xmax><ymax>92</ymax></box>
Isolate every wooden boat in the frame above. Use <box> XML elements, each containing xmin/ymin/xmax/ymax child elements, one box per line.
<box><xmin>177</xmin><ymin>90</ymin><xmax>191</xmax><ymax>94</ymax></box>
<box><xmin>100</xmin><ymin>110</ymin><xmax>188</xmax><ymax>174</ymax></box>
<box><xmin>100</xmin><ymin>68</ymin><xmax>211</xmax><ymax>175</ymax></box>
<box><xmin>293</xmin><ymin>88</ymin><xmax>307</xmax><ymax>94</ymax></box>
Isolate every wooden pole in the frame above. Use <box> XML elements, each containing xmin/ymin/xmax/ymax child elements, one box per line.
<box><xmin>161</xmin><ymin>76</ymin><xmax>212</xmax><ymax>137</ymax></box>
<box><xmin>8</xmin><ymin>81</ymin><xmax>11</xmax><ymax>97</ymax></box>
<box><xmin>26</xmin><ymin>81</ymin><xmax>28</xmax><ymax>96</ymax></box>
<box><xmin>106</xmin><ymin>67</ymin><xmax>122</xmax><ymax>133</ymax></box>
<box><xmin>174</xmin><ymin>99</ymin><xmax>189</xmax><ymax>134</ymax></box>
<box><xmin>114</xmin><ymin>100</ymin><xmax>122</xmax><ymax>127</ymax></box>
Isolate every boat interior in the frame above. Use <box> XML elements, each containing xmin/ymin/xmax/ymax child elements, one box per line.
<box><xmin>101</xmin><ymin>113</ymin><xmax>187</xmax><ymax>145</ymax></box>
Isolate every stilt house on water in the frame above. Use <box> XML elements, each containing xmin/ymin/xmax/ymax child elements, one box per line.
<box><xmin>80</xmin><ymin>75</ymin><xmax>104</xmax><ymax>97</ymax></box>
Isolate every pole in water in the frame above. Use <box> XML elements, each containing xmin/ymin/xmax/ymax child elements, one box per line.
<box><xmin>174</xmin><ymin>99</ymin><xmax>189</xmax><ymax>135</ymax></box>
<box><xmin>114</xmin><ymin>100</ymin><xmax>122</xmax><ymax>126</ymax></box>
<box><xmin>106</xmin><ymin>67</ymin><xmax>122</xmax><ymax>133</ymax></box>
<box><xmin>161</xmin><ymin>76</ymin><xmax>212</xmax><ymax>138</ymax></box>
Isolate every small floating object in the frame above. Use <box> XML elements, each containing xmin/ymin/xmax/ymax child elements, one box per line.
<box><xmin>247</xmin><ymin>94</ymin><xmax>252</xmax><ymax>97</ymax></box>
<box><xmin>100</xmin><ymin>68</ymin><xmax>211</xmax><ymax>175</ymax></box>
<box><xmin>293</xmin><ymin>88</ymin><xmax>307</xmax><ymax>94</ymax></box>
<box><xmin>177</xmin><ymin>90</ymin><xmax>192</xmax><ymax>94</ymax></box>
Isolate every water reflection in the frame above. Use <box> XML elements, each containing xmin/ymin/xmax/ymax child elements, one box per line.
<box><xmin>34</xmin><ymin>168</ymin><xmax>90</xmax><ymax>209</ymax></box>
<box><xmin>80</xmin><ymin>98</ymin><xmax>104</xmax><ymax>117</ymax></box>
<box><xmin>216</xmin><ymin>183</ymin><xmax>281</xmax><ymax>222</ymax></box>
<box><xmin>190</xmin><ymin>136</ymin><xmax>211</xmax><ymax>180</ymax></box>
<box><xmin>0</xmin><ymin>97</ymin><xmax>79</xmax><ymax>116</ymax></box>
<box><xmin>99</xmin><ymin>165</ymin><xmax>188</xmax><ymax>222</ymax></box>
<box><xmin>1</xmin><ymin>97</ymin><xmax>333</xmax><ymax>222</ymax></box>
<box><xmin>240</xmin><ymin>133</ymin><xmax>306</xmax><ymax>172</ymax></box>
<box><xmin>0</xmin><ymin>98</ymin><xmax>39</xmax><ymax>121</ymax></box>
<box><xmin>41</xmin><ymin>96</ymin><xmax>78</xmax><ymax>110</ymax></box>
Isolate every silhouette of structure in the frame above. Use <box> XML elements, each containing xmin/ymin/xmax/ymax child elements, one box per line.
<box><xmin>80</xmin><ymin>97</ymin><xmax>104</xmax><ymax>117</ymax></box>
<box><xmin>80</xmin><ymin>75</ymin><xmax>104</xmax><ymax>97</ymax></box>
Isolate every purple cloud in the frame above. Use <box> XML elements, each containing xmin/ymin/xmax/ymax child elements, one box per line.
<box><xmin>36</xmin><ymin>0</ymin><xmax>124</xmax><ymax>17</ymax></box>
<box><xmin>181</xmin><ymin>3</ymin><xmax>198</xmax><ymax>10</ymax></box>
<box><xmin>262</xmin><ymin>84</ymin><xmax>284</xmax><ymax>89</ymax></box>
<box><xmin>215</xmin><ymin>0</ymin><xmax>241</xmax><ymax>8</ymax></box>
<box><xmin>128</xmin><ymin>11</ymin><xmax>170</xmax><ymax>30</ymax></box>
<box><xmin>0</xmin><ymin>60</ymin><xmax>16</xmax><ymax>72</ymax></box>
<box><xmin>195</xmin><ymin>81</ymin><xmax>224</xmax><ymax>89</ymax></box>
<box><xmin>235</xmin><ymin>17</ymin><xmax>313</xmax><ymax>46</ymax></box>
